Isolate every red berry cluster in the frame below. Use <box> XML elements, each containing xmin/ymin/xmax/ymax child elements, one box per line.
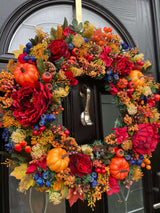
<box><xmin>14</xmin><ymin>140</ymin><xmax>31</xmax><ymax>153</ymax></box>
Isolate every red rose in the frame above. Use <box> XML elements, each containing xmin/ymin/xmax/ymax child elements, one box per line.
<box><xmin>47</xmin><ymin>39</ymin><xmax>70</xmax><ymax>62</ymax></box>
<box><xmin>69</xmin><ymin>153</ymin><xmax>93</xmax><ymax>177</ymax></box>
<box><xmin>132</xmin><ymin>123</ymin><xmax>159</xmax><ymax>154</ymax></box>
<box><xmin>11</xmin><ymin>82</ymin><xmax>52</xmax><ymax>127</ymax></box>
<box><xmin>114</xmin><ymin>55</ymin><xmax>133</xmax><ymax>76</ymax></box>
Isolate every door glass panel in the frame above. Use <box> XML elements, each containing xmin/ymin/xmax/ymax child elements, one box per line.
<box><xmin>101</xmin><ymin>94</ymin><xmax>144</xmax><ymax>213</ymax></box>
<box><xmin>8</xmin><ymin>5</ymin><xmax>120</xmax><ymax>53</ymax></box>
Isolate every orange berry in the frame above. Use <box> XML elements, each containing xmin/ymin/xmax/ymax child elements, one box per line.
<box><xmin>20</xmin><ymin>140</ymin><xmax>27</xmax><ymax>147</ymax></box>
<box><xmin>107</xmin><ymin>34</ymin><xmax>112</xmax><ymax>40</ymax></box>
<box><xmin>99</xmin><ymin>40</ymin><xmax>104</xmax><ymax>46</ymax></box>
<box><xmin>143</xmin><ymin>158</ymin><xmax>151</xmax><ymax>164</ymax></box>
<box><xmin>94</xmin><ymin>35</ymin><xmax>99</xmax><ymax>41</ymax></box>
<box><xmin>102</xmin><ymin>33</ymin><xmax>107</xmax><ymax>38</ymax></box>
<box><xmin>25</xmin><ymin>146</ymin><xmax>31</xmax><ymax>154</ymax></box>
<box><xmin>103</xmin><ymin>27</ymin><xmax>108</xmax><ymax>32</ymax></box>
<box><xmin>146</xmin><ymin>165</ymin><xmax>151</xmax><ymax>170</ymax></box>
<box><xmin>107</xmin><ymin>27</ymin><xmax>113</xmax><ymax>32</ymax></box>
<box><xmin>141</xmin><ymin>162</ymin><xmax>146</xmax><ymax>168</ymax></box>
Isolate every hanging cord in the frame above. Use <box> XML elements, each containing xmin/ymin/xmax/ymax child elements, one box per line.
<box><xmin>75</xmin><ymin>0</ymin><xmax>82</xmax><ymax>23</ymax></box>
<box><xmin>29</xmin><ymin>188</ymin><xmax>48</xmax><ymax>213</ymax></box>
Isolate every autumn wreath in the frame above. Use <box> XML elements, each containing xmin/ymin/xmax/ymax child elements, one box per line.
<box><xmin>1</xmin><ymin>18</ymin><xmax>160</xmax><ymax>209</ymax></box>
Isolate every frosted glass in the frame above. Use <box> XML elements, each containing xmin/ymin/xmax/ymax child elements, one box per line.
<box><xmin>8</xmin><ymin>5</ymin><xmax>119</xmax><ymax>53</ymax></box>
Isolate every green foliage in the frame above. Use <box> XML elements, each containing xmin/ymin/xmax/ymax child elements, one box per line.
<box><xmin>104</xmin><ymin>84</ymin><xmax>111</xmax><ymax>92</ymax></box>
<box><xmin>30</xmin><ymin>36</ymin><xmax>39</xmax><ymax>46</ymax></box>
<box><xmin>82</xmin><ymin>175</ymin><xmax>91</xmax><ymax>185</ymax></box>
<box><xmin>37</xmin><ymin>57</ymin><xmax>45</xmax><ymax>75</ymax></box>
<box><xmin>61</xmin><ymin>17</ymin><xmax>68</xmax><ymax>30</ymax></box>
<box><xmin>50</xmin><ymin>27</ymin><xmax>57</xmax><ymax>41</ymax></box>
<box><xmin>65</xmin><ymin>34</ymin><xmax>73</xmax><ymax>44</ymax></box>
<box><xmin>54</xmin><ymin>57</ymin><xmax>65</xmax><ymax>70</ymax></box>
<box><xmin>69</xmin><ymin>19</ymin><xmax>83</xmax><ymax>33</ymax></box>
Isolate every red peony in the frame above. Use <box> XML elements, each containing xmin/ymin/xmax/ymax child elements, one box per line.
<box><xmin>100</xmin><ymin>46</ymin><xmax>113</xmax><ymax>67</ymax></box>
<box><xmin>106</xmin><ymin>176</ymin><xmax>119</xmax><ymax>195</ymax></box>
<box><xmin>11</xmin><ymin>82</ymin><xmax>52</xmax><ymax>127</ymax></box>
<box><xmin>47</xmin><ymin>39</ymin><xmax>70</xmax><ymax>62</ymax></box>
<box><xmin>113</xmin><ymin>55</ymin><xmax>133</xmax><ymax>76</ymax></box>
<box><xmin>69</xmin><ymin>153</ymin><xmax>93</xmax><ymax>177</ymax></box>
<box><xmin>132</xmin><ymin>123</ymin><xmax>159</xmax><ymax>154</ymax></box>
<box><xmin>113</xmin><ymin>126</ymin><xmax>128</xmax><ymax>144</ymax></box>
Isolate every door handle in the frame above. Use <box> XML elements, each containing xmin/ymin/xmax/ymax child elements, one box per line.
<box><xmin>80</xmin><ymin>87</ymin><xmax>93</xmax><ymax>126</ymax></box>
<box><xmin>153</xmin><ymin>203</ymin><xmax>160</xmax><ymax>209</ymax></box>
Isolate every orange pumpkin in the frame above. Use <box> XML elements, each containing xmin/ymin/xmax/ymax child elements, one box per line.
<box><xmin>46</xmin><ymin>148</ymin><xmax>70</xmax><ymax>172</ymax></box>
<box><xmin>128</xmin><ymin>70</ymin><xmax>145</xmax><ymax>88</ymax></box>
<box><xmin>14</xmin><ymin>63</ymin><xmax>39</xmax><ymax>86</ymax></box>
<box><xmin>109</xmin><ymin>157</ymin><xmax>129</xmax><ymax>180</ymax></box>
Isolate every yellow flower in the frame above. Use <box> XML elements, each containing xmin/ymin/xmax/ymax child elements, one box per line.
<box><xmin>133</xmin><ymin>53</ymin><xmax>144</xmax><ymax>62</ymax></box>
<box><xmin>141</xmin><ymin>86</ymin><xmax>152</xmax><ymax>96</ymax></box>
<box><xmin>131</xmin><ymin>166</ymin><xmax>143</xmax><ymax>182</ymax></box>
<box><xmin>143</xmin><ymin>60</ymin><xmax>152</xmax><ymax>70</ymax></box>
<box><xmin>127</xmin><ymin>104</ymin><xmax>137</xmax><ymax>115</ymax></box>
<box><xmin>11</xmin><ymin>129</ymin><xmax>26</xmax><ymax>143</ymax></box>
<box><xmin>72</xmin><ymin>34</ymin><xmax>84</xmax><ymax>48</ymax></box>
<box><xmin>52</xmin><ymin>86</ymin><xmax>69</xmax><ymax>103</ymax></box>
<box><xmin>81</xmin><ymin>144</ymin><xmax>93</xmax><ymax>159</ymax></box>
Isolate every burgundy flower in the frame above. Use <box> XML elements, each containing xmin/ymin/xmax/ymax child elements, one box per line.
<box><xmin>11</xmin><ymin>82</ymin><xmax>52</xmax><ymax>127</ymax></box>
<box><xmin>114</xmin><ymin>55</ymin><xmax>133</xmax><ymax>76</ymax></box>
<box><xmin>132</xmin><ymin>123</ymin><xmax>159</xmax><ymax>155</ymax></box>
<box><xmin>100</xmin><ymin>46</ymin><xmax>113</xmax><ymax>67</ymax></box>
<box><xmin>113</xmin><ymin>127</ymin><xmax>128</xmax><ymax>144</ymax></box>
<box><xmin>106</xmin><ymin>176</ymin><xmax>120</xmax><ymax>195</ymax></box>
<box><xmin>47</xmin><ymin>39</ymin><xmax>70</xmax><ymax>62</ymax></box>
<box><xmin>69</xmin><ymin>153</ymin><xmax>93</xmax><ymax>177</ymax></box>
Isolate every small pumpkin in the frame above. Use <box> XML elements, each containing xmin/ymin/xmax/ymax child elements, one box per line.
<box><xmin>109</xmin><ymin>157</ymin><xmax>129</xmax><ymax>180</ymax></box>
<box><xmin>128</xmin><ymin>70</ymin><xmax>145</xmax><ymax>88</ymax></box>
<box><xmin>46</xmin><ymin>148</ymin><xmax>70</xmax><ymax>173</ymax></box>
<box><xmin>14</xmin><ymin>63</ymin><xmax>39</xmax><ymax>86</ymax></box>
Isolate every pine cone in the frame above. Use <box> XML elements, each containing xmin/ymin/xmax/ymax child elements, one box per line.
<box><xmin>44</xmin><ymin>61</ymin><xmax>56</xmax><ymax>75</ymax></box>
<box><xmin>132</xmin><ymin>113</ymin><xmax>144</xmax><ymax>124</ymax></box>
<box><xmin>87</xmin><ymin>43</ymin><xmax>102</xmax><ymax>60</ymax></box>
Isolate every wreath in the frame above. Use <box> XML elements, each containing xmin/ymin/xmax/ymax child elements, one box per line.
<box><xmin>1</xmin><ymin>18</ymin><xmax>160</xmax><ymax>210</ymax></box>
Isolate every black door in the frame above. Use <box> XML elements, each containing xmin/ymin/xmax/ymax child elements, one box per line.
<box><xmin>0</xmin><ymin>1</ymin><xmax>160</xmax><ymax>213</ymax></box>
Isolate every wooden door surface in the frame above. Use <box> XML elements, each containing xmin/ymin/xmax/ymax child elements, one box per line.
<box><xmin>0</xmin><ymin>0</ymin><xmax>160</xmax><ymax>213</ymax></box>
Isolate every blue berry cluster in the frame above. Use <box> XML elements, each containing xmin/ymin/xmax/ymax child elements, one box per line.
<box><xmin>106</xmin><ymin>70</ymin><xmax>120</xmax><ymax>83</ymax></box>
<box><xmin>121</xmin><ymin>42</ymin><xmax>132</xmax><ymax>51</ymax></box>
<box><xmin>2</xmin><ymin>128</ymin><xmax>9</xmax><ymax>142</ymax></box>
<box><xmin>33</xmin><ymin>172</ymin><xmax>51</xmax><ymax>187</ymax></box>
<box><xmin>22</xmin><ymin>42</ymin><xmax>36</xmax><ymax>63</ymax></box>
<box><xmin>125</xmin><ymin>154</ymin><xmax>144</xmax><ymax>166</ymax></box>
<box><xmin>89</xmin><ymin>172</ymin><xmax>98</xmax><ymax>188</ymax></box>
<box><xmin>34</xmin><ymin>114</ymin><xmax>56</xmax><ymax>130</ymax></box>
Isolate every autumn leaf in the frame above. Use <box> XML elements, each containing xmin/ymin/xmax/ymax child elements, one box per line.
<box><xmin>66</xmin><ymin>188</ymin><xmax>85</xmax><ymax>207</ymax></box>
<box><xmin>10</xmin><ymin>163</ymin><xmax>28</xmax><ymax>180</ymax></box>
<box><xmin>12</xmin><ymin>44</ymin><xmax>25</xmax><ymax>58</ymax></box>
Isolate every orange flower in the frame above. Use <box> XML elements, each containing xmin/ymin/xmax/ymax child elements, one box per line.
<box><xmin>117</xmin><ymin>78</ymin><xmax>128</xmax><ymax>89</ymax></box>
